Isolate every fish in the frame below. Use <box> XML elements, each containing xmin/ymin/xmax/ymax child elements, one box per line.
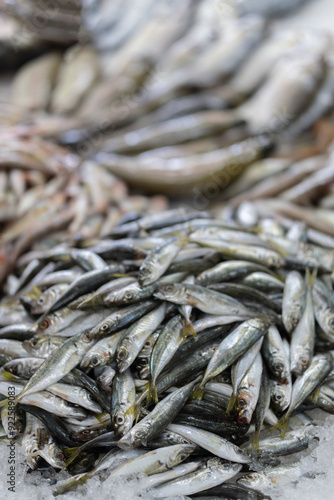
<box><xmin>153</xmin><ymin>458</ymin><xmax>242</xmax><ymax>497</ymax></box>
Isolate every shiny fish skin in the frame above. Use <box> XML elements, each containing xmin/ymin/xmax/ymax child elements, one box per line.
<box><xmin>282</xmin><ymin>270</ymin><xmax>306</xmax><ymax>333</ymax></box>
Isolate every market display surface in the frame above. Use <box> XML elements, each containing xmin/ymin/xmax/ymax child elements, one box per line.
<box><xmin>1</xmin><ymin>1</ymin><xmax>334</xmax><ymax>499</ymax></box>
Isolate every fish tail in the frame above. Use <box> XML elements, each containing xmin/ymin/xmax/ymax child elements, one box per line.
<box><xmin>310</xmin><ymin>386</ymin><xmax>321</xmax><ymax>405</ymax></box>
<box><xmin>226</xmin><ymin>393</ymin><xmax>236</xmax><ymax>414</ymax></box>
<box><xmin>148</xmin><ymin>382</ymin><xmax>158</xmax><ymax>404</ymax></box>
<box><xmin>191</xmin><ymin>386</ymin><xmax>204</xmax><ymax>400</ymax></box>
<box><xmin>1</xmin><ymin>370</ymin><xmax>18</xmax><ymax>381</ymax></box>
<box><xmin>53</xmin><ymin>473</ymin><xmax>87</xmax><ymax>496</ymax></box>
<box><xmin>95</xmin><ymin>411</ymin><xmax>108</xmax><ymax>424</ymax></box>
<box><xmin>306</xmin><ymin>267</ymin><xmax>317</xmax><ymax>288</ymax></box>
<box><xmin>272</xmin><ymin>415</ymin><xmax>290</xmax><ymax>438</ymax></box>
<box><xmin>251</xmin><ymin>433</ymin><xmax>260</xmax><ymax>454</ymax></box>
<box><xmin>63</xmin><ymin>447</ymin><xmax>81</xmax><ymax>468</ymax></box>
<box><xmin>182</xmin><ymin>322</ymin><xmax>196</xmax><ymax>339</ymax></box>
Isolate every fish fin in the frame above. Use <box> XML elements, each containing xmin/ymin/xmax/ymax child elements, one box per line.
<box><xmin>95</xmin><ymin>412</ymin><xmax>108</xmax><ymax>424</ymax></box>
<box><xmin>226</xmin><ymin>393</ymin><xmax>236</xmax><ymax>414</ymax></box>
<box><xmin>53</xmin><ymin>473</ymin><xmax>87</xmax><ymax>496</ymax></box>
<box><xmin>125</xmin><ymin>402</ymin><xmax>141</xmax><ymax>424</ymax></box>
<box><xmin>251</xmin><ymin>433</ymin><xmax>260</xmax><ymax>454</ymax></box>
<box><xmin>310</xmin><ymin>386</ymin><xmax>321</xmax><ymax>405</ymax></box>
<box><xmin>0</xmin><ymin>398</ymin><xmax>9</xmax><ymax>410</ymax></box>
<box><xmin>1</xmin><ymin>370</ymin><xmax>19</xmax><ymax>381</ymax></box>
<box><xmin>182</xmin><ymin>322</ymin><xmax>196</xmax><ymax>339</ymax></box>
<box><xmin>191</xmin><ymin>386</ymin><xmax>204</xmax><ymax>400</ymax></box>
<box><xmin>272</xmin><ymin>415</ymin><xmax>289</xmax><ymax>438</ymax></box>
<box><xmin>306</xmin><ymin>267</ymin><xmax>317</xmax><ymax>288</ymax></box>
<box><xmin>63</xmin><ymin>447</ymin><xmax>81</xmax><ymax>468</ymax></box>
<box><xmin>112</xmin><ymin>273</ymin><xmax>130</xmax><ymax>279</ymax></box>
<box><xmin>148</xmin><ymin>382</ymin><xmax>158</xmax><ymax>404</ymax></box>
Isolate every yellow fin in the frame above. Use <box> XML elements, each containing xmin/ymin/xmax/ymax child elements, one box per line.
<box><xmin>182</xmin><ymin>322</ymin><xmax>196</xmax><ymax>339</ymax></box>
<box><xmin>226</xmin><ymin>393</ymin><xmax>236</xmax><ymax>414</ymax></box>
<box><xmin>191</xmin><ymin>386</ymin><xmax>204</xmax><ymax>401</ymax></box>
<box><xmin>251</xmin><ymin>433</ymin><xmax>260</xmax><ymax>454</ymax></box>
<box><xmin>63</xmin><ymin>447</ymin><xmax>81</xmax><ymax>468</ymax></box>
<box><xmin>272</xmin><ymin>415</ymin><xmax>289</xmax><ymax>438</ymax></box>
<box><xmin>95</xmin><ymin>412</ymin><xmax>108</xmax><ymax>424</ymax></box>
<box><xmin>306</xmin><ymin>267</ymin><xmax>317</xmax><ymax>288</ymax></box>
<box><xmin>1</xmin><ymin>370</ymin><xmax>19</xmax><ymax>381</ymax></box>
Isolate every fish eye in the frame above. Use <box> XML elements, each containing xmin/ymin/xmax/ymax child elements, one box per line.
<box><xmin>300</xmin><ymin>357</ymin><xmax>309</xmax><ymax>366</ymax></box>
<box><xmin>117</xmin><ymin>416</ymin><xmax>124</xmax><ymax>424</ymax></box>
<box><xmin>291</xmin><ymin>316</ymin><xmax>298</xmax><ymax>325</ymax></box>
<box><xmin>56</xmin><ymin>452</ymin><xmax>65</xmax><ymax>461</ymax></box>
<box><xmin>101</xmin><ymin>324</ymin><xmax>109</xmax><ymax>331</ymax></box>
<box><xmin>139</xmin><ymin>359</ymin><xmax>148</xmax><ymax>366</ymax></box>
<box><xmin>125</xmin><ymin>292</ymin><xmax>133</xmax><ymax>300</ymax></box>
<box><xmin>30</xmin><ymin>339</ymin><xmax>38</xmax><ymax>347</ymax></box>
<box><xmin>246</xmin><ymin>473</ymin><xmax>256</xmax><ymax>480</ymax></box>
<box><xmin>328</xmin><ymin>318</ymin><xmax>334</xmax><ymax>329</ymax></box>
<box><xmin>222</xmin><ymin>375</ymin><xmax>230</xmax><ymax>383</ymax></box>
<box><xmin>274</xmin><ymin>363</ymin><xmax>283</xmax><ymax>372</ymax></box>
<box><xmin>179</xmin><ymin>454</ymin><xmax>187</xmax><ymax>461</ymax></box>
<box><xmin>82</xmin><ymin>459</ymin><xmax>89</xmax><ymax>466</ymax></box>
<box><xmin>145</xmin><ymin>340</ymin><xmax>151</xmax><ymax>347</ymax></box>
<box><xmin>238</xmin><ymin>398</ymin><xmax>246</xmax><ymax>408</ymax></box>
<box><xmin>37</xmin><ymin>297</ymin><xmax>44</xmax><ymax>304</ymax></box>
<box><xmin>237</xmin><ymin>449</ymin><xmax>245</xmax><ymax>454</ymax></box>
<box><xmin>117</xmin><ymin>350</ymin><xmax>126</xmax><ymax>360</ymax></box>
<box><xmin>81</xmin><ymin>430</ymin><xmax>91</xmax><ymax>435</ymax></box>
<box><xmin>141</xmin><ymin>268</ymin><xmax>150</xmax><ymax>276</ymax></box>
<box><xmin>181</xmin><ymin>439</ymin><xmax>190</xmax><ymax>444</ymax></box>
<box><xmin>32</xmin><ymin>448</ymin><xmax>38</xmax><ymax>454</ymax></box>
<box><xmin>165</xmin><ymin>285</ymin><xmax>174</xmax><ymax>293</ymax></box>
<box><xmin>39</xmin><ymin>318</ymin><xmax>51</xmax><ymax>330</ymax></box>
<box><xmin>10</xmin><ymin>366</ymin><xmax>18</xmax><ymax>375</ymax></box>
<box><xmin>91</xmin><ymin>357</ymin><xmax>100</xmax><ymax>366</ymax></box>
<box><xmin>275</xmin><ymin>394</ymin><xmax>282</xmax><ymax>401</ymax></box>
<box><xmin>135</xmin><ymin>430</ymin><xmax>145</xmax><ymax>438</ymax></box>
<box><xmin>83</xmin><ymin>332</ymin><xmax>93</xmax><ymax>342</ymax></box>
<box><xmin>223</xmin><ymin>463</ymin><xmax>230</xmax><ymax>469</ymax></box>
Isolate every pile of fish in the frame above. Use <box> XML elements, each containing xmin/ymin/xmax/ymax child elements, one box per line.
<box><xmin>0</xmin><ymin>207</ymin><xmax>334</xmax><ymax>497</ymax></box>
<box><xmin>1</xmin><ymin>0</ymin><xmax>333</xmax><ymax>195</ymax></box>
<box><xmin>0</xmin><ymin>133</ymin><xmax>168</xmax><ymax>294</ymax></box>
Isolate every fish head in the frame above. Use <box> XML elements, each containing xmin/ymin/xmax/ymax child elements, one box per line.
<box><xmin>3</xmin><ymin>359</ymin><xmax>24</xmax><ymax>377</ymax></box>
<box><xmin>116</xmin><ymin>340</ymin><xmax>132</xmax><ymax>372</ymax></box>
<box><xmin>44</xmin><ymin>444</ymin><xmax>66</xmax><ymax>469</ymax></box>
<box><xmin>154</xmin><ymin>284</ymin><xmax>185</xmax><ymax>302</ymax></box>
<box><xmin>326</xmin><ymin>312</ymin><xmax>334</xmax><ymax>338</ymax></box>
<box><xmin>118</xmin><ymin>421</ymin><xmax>151</xmax><ymax>449</ymax></box>
<box><xmin>271</xmin><ymin>356</ymin><xmax>289</xmax><ymax>382</ymax></box>
<box><xmin>96</xmin><ymin>318</ymin><xmax>117</xmax><ymax>338</ymax></box>
<box><xmin>291</xmin><ymin>349</ymin><xmax>311</xmax><ymax>376</ymax></box>
<box><xmin>218</xmin><ymin>461</ymin><xmax>243</xmax><ymax>474</ymax></box>
<box><xmin>81</xmin><ymin>348</ymin><xmax>101</xmax><ymax>368</ymax></box>
<box><xmin>71</xmin><ymin>429</ymin><xmax>100</xmax><ymax>442</ymax></box>
<box><xmin>237</xmin><ymin>472</ymin><xmax>267</xmax><ymax>489</ymax></box>
<box><xmin>23</xmin><ymin>336</ymin><xmax>47</xmax><ymax>357</ymax></box>
<box><xmin>236</xmin><ymin>391</ymin><xmax>253</xmax><ymax>425</ymax></box>
<box><xmin>110</xmin><ymin>284</ymin><xmax>141</xmax><ymax>305</ymax></box>
<box><xmin>113</xmin><ymin>411</ymin><xmax>133</xmax><ymax>437</ymax></box>
<box><xmin>168</xmin><ymin>444</ymin><xmax>196</xmax><ymax>468</ymax></box>
<box><xmin>36</xmin><ymin>315</ymin><xmax>55</xmax><ymax>334</ymax></box>
<box><xmin>138</xmin><ymin>264</ymin><xmax>156</xmax><ymax>286</ymax></box>
<box><xmin>69</xmin><ymin>452</ymin><xmax>96</xmax><ymax>474</ymax></box>
<box><xmin>271</xmin><ymin>383</ymin><xmax>290</xmax><ymax>412</ymax></box>
<box><xmin>80</xmin><ymin>330</ymin><xmax>96</xmax><ymax>345</ymax></box>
